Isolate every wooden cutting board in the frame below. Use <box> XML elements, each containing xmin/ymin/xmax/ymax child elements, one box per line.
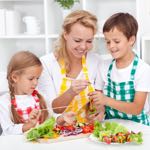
<box><xmin>37</xmin><ymin>133</ymin><xmax>91</xmax><ymax>143</ymax></box>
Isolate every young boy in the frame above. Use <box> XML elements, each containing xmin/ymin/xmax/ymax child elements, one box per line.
<box><xmin>89</xmin><ymin>12</ymin><xmax>150</xmax><ymax>126</ymax></box>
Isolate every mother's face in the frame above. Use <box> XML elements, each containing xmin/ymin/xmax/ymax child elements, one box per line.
<box><xmin>64</xmin><ymin>23</ymin><xmax>94</xmax><ymax>59</ymax></box>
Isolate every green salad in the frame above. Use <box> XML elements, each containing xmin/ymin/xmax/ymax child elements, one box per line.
<box><xmin>93</xmin><ymin>121</ymin><xmax>143</xmax><ymax>144</ymax></box>
<box><xmin>26</xmin><ymin>117</ymin><xmax>56</xmax><ymax>141</ymax></box>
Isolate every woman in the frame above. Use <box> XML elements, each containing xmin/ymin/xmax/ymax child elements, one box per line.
<box><xmin>38</xmin><ymin>10</ymin><xmax>105</xmax><ymax>124</ymax></box>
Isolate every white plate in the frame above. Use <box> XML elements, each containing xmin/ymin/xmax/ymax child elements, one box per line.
<box><xmin>89</xmin><ymin>134</ymin><xmax>130</xmax><ymax>145</ymax></box>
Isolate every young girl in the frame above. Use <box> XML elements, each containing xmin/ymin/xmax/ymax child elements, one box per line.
<box><xmin>89</xmin><ymin>13</ymin><xmax>150</xmax><ymax>126</ymax></box>
<box><xmin>0</xmin><ymin>51</ymin><xmax>49</xmax><ymax>135</ymax></box>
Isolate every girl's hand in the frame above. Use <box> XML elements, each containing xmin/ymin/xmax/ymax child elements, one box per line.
<box><xmin>28</xmin><ymin>109</ymin><xmax>41</xmax><ymax>126</ymax></box>
<box><xmin>88</xmin><ymin>91</ymin><xmax>106</xmax><ymax>106</ymax></box>
<box><xmin>22</xmin><ymin>109</ymin><xmax>41</xmax><ymax>132</ymax></box>
<box><xmin>69</xmin><ymin>80</ymin><xmax>89</xmax><ymax>95</ymax></box>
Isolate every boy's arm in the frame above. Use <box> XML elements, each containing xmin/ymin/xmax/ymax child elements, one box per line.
<box><xmin>104</xmin><ymin>91</ymin><xmax>147</xmax><ymax>115</ymax></box>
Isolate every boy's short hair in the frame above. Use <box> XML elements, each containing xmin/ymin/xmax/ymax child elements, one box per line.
<box><xmin>103</xmin><ymin>12</ymin><xmax>138</xmax><ymax>40</ymax></box>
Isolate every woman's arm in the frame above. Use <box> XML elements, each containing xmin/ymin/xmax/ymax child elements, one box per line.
<box><xmin>52</xmin><ymin>88</ymin><xmax>76</xmax><ymax>113</ymax></box>
<box><xmin>52</xmin><ymin>79</ymin><xmax>89</xmax><ymax>113</ymax></box>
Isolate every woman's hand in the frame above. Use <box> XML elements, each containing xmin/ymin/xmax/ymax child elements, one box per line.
<box><xmin>56</xmin><ymin>112</ymin><xmax>77</xmax><ymax>126</ymax></box>
<box><xmin>63</xmin><ymin>112</ymin><xmax>77</xmax><ymax>125</ymax></box>
<box><xmin>69</xmin><ymin>79</ymin><xmax>89</xmax><ymax>95</ymax></box>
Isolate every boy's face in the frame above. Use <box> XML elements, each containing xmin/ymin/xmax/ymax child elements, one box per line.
<box><xmin>104</xmin><ymin>27</ymin><xmax>135</xmax><ymax>60</ymax></box>
<box><xmin>12</xmin><ymin>65</ymin><xmax>42</xmax><ymax>95</ymax></box>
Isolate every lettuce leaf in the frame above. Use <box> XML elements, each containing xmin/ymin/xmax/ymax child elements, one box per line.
<box><xmin>93</xmin><ymin>121</ymin><xmax>104</xmax><ymax>137</ymax></box>
<box><xmin>26</xmin><ymin>117</ymin><xmax>55</xmax><ymax>141</ymax></box>
<box><xmin>129</xmin><ymin>132</ymin><xmax>143</xmax><ymax>144</ymax></box>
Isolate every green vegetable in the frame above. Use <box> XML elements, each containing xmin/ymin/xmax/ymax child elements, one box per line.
<box><xmin>105</xmin><ymin>122</ymin><xmax>128</xmax><ymax>134</ymax></box>
<box><xmin>129</xmin><ymin>132</ymin><xmax>143</xmax><ymax>144</ymax></box>
<box><xmin>26</xmin><ymin>117</ymin><xmax>55</xmax><ymax>141</ymax></box>
<box><xmin>93</xmin><ymin>121</ymin><xmax>104</xmax><ymax>137</ymax></box>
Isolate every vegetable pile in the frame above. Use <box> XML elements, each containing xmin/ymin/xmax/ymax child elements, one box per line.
<box><xmin>26</xmin><ymin>117</ymin><xmax>56</xmax><ymax>141</ymax></box>
<box><xmin>26</xmin><ymin>117</ymin><xmax>94</xmax><ymax>141</ymax></box>
<box><xmin>93</xmin><ymin>121</ymin><xmax>143</xmax><ymax>144</ymax></box>
<box><xmin>54</xmin><ymin>123</ymin><xmax>94</xmax><ymax>136</ymax></box>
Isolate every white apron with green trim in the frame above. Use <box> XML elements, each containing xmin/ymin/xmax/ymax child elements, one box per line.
<box><xmin>104</xmin><ymin>55</ymin><xmax>150</xmax><ymax>126</ymax></box>
<box><xmin>59</xmin><ymin>56</ymin><xmax>94</xmax><ymax>123</ymax></box>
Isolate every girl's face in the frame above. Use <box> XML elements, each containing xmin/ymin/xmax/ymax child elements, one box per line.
<box><xmin>104</xmin><ymin>27</ymin><xmax>135</xmax><ymax>60</ymax></box>
<box><xmin>12</xmin><ymin>65</ymin><xmax>42</xmax><ymax>95</ymax></box>
<box><xmin>64</xmin><ymin>23</ymin><xmax>94</xmax><ymax>59</ymax></box>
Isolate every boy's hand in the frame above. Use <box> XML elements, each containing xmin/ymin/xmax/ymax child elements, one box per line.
<box><xmin>88</xmin><ymin>91</ymin><xmax>106</xmax><ymax>105</ymax></box>
<box><xmin>86</xmin><ymin>104</ymin><xmax>105</xmax><ymax>123</ymax></box>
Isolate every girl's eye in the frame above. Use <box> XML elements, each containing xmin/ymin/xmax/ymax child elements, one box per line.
<box><xmin>115</xmin><ymin>41</ymin><xmax>120</xmax><ymax>43</ymax></box>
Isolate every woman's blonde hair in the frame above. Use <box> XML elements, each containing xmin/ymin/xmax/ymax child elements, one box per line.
<box><xmin>55</xmin><ymin>10</ymin><xmax>98</xmax><ymax>72</ymax></box>
<box><xmin>7</xmin><ymin>51</ymin><xmax>48</xmax><ymax>124</ymax></box>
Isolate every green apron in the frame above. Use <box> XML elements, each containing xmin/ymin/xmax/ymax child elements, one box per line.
<box><xmin>104</xmin><ymin>55</ymin><xmax>150</xmax><ymax>126</ymax></box>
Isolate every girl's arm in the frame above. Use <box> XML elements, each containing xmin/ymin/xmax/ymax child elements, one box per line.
<box><xmin>0</xmin><ymin>97</ymin><xmax>24</xmax><ymax>135</ymax></box>
<box><xmin>0</xmin><ymin>95</ymin><xmax>40</xmax><ymax>135</ymax></box>
<box><xmin>89</xmin><ymin>91</ymin><xmax>147</xmax><ymax>115</ymax></box>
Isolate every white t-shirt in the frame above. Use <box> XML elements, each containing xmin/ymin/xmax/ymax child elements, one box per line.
<box><xmin>95</xmin><ymin>57</ymin><xmax>150</xmax><ymax>112</ymax></box>
<box><xmin>38</xmin><ymin>51</ymin><xmax>102</xmax><ymax>111</ymax></box>
<box><xmin>0</xmin><ymin>93</ymin><xmax>39</xmax><ymax>135</ymax></box>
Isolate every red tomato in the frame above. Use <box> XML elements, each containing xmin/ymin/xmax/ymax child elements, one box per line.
<box><xmin>103</xmin><ymin>136</ymin><xmax>111</xmax><ymax>144</ymax></box>
<box><xmin>56</xmin><ymin>125</ymin><xmax>75</xmax><ymax>131</ymax></box>
<box><xmin>82</xmin><ymin>126</ymin><xmax>92</xmax><ymax>134</ymax></box>
<box><xmin>88</xmin><ymin>124</ymin><xmax>94</xmax><ymax>131</ymax></box>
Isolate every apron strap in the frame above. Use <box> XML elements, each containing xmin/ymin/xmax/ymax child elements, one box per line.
<box><xmin>107</xmin><ymin>54</ymin><xmax>139</xmax><ymax>81</ymax></box>
<box><xmin>107</xmin><ymin>59</ymin><xmax>115</xmax><ymax>79</ymax></box>
<box><xmin>130</xmin><ymin>54</ymin><xmax>139</xmax><ymax>80</ymax></box>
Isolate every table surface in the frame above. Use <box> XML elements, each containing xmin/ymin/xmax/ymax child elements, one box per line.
<box><xmin>0</xmin><ymin>119</ymin><xmax>150</xmax><ymax>150</ymax></box>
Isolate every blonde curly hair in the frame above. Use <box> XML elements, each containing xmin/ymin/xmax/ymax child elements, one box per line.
<box><xmin>55</xmin><ymin>10</ymin><xmax>97</xmax><ymax>73</ymax></box>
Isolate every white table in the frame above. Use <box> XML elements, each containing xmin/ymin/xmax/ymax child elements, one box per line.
<box><xmin>0</xmin><ymin>119</ymin><xmax>150</xmax><ymax>150</ymax></box>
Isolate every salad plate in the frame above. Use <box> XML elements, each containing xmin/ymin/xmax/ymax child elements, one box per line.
<box><xmin>91</xmin><ymin>121</ymin><xmax>143</xmax><ymax>145</ymax></box>
<box><xmin>89</xmin><ymin>134</ymin><xmax>129</xmax><ymax>145</ymax></box>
